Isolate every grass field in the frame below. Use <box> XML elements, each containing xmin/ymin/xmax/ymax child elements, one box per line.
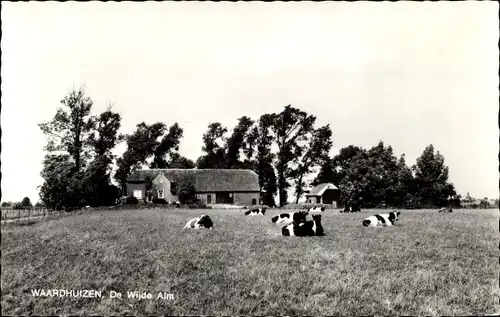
<box><xmin>1</xmin><ymin>208</ymin><xmax>498</xmax><ymax>316</ymax></box>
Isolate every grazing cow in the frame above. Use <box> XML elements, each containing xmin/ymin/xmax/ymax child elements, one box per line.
<box><xmin>183</xmin><ymin>215</ymin><xmax>214</xmax><ymax>230</ymax></box>
<box><xmin>308</xmin><ymin>206</ymin><xmax>325</xmax><ymax>213</ymax></box>
<box><xmin>362</xmin><ymin>211</ymin><xmax>401</xmax><ymax>227</ymax></box>
<box><xmin>282</xmin><ymin>214</ymin><xmax>324</xmax><ymax>237</ymax></box>
<box><xmin>271</xmin><ymin>211</ymin><xmax>308</xmax><ymax>225</ymax></box>
<box><xmin>438</xmin><ymin>207</ymin><xmax>453</xmax><ymax>213</ymax></box>
<box><xmin>245</xmin><ymin>207</ymin><xmax>267</xmax><ymax>216</ymax></box>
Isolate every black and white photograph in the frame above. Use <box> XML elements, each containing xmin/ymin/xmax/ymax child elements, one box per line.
<box><xmin>1</xmin><ymin>1</ymin><xmax>498</xmax><ymax>315</ymax></box>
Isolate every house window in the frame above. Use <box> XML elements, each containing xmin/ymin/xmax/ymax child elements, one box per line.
<box><xmin>133</xmin><ymin>190</ymin><xmax>143</xmax><ymax>199</ymax></box>
<box><xmin>207</xmin><ymin>195</ymin><xmax>212</xmax><ymax>204</ymax></box>
<box><xmin>158</xmin><ymin>189</ymin><xmax>164</xmax><ymax>199</ymax></box>
<box><xmin>229</xmin><ymin>193</ymin><xmax>233</xmax><ymax>198</ymax></box>
<box><xmin>251</xmin><ymin>198</ymin><xmax>257</xmax><ymax>205</ymax></box>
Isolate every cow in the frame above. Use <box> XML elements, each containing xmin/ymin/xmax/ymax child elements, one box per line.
<box><xmin>271</xmin><ymin>211</ymin><xmax>308</xmax><ymax>225</ymax></box>
<box><xmin>343</xmin><ymin>204</ymin><xmax>361</xmax><ymax>213</ymax></box>
<box><xmin>183</xmin><ymin>215</ymin><xmax>214</xmax><ymax>230</ymax></box>
<box><xmin>308</xmin><ymin>206</ymin><xmax>325</xmax><ymax>213</ymax></box>
<box><xmin>362</xmin><ymin>211</ymin><xmax>401</xmax><ymax>227</ymax></box>
<box><xmin>282</xmin><ymin>214</ymin><xmax>324</xmax><ymax>237</ymax></box>
<box><xmin>245</xmin><ymin>207</ymin><xmax>267</xmax><ymax>216</ymax></box>
<box><xmin>438</xmin><ymin>207</ymin><xmax>453</xmax><ymax>213</ymax></box>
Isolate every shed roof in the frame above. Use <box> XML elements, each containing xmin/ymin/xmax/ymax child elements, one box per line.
<box><xmin>306</xmin><ymin>183</ymin><xmax>339</xmax><ymax>197</ymax></box>
<box><xmin>126</xmin><ymin>168</ymin><xmax>260</xmax><ymax>192</ymax></box>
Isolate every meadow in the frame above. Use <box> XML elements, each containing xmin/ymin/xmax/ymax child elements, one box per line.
<box><xmin>1</xmin><ymin>207</ymin><xmax>498</xmax><ymax>316</ymax></box>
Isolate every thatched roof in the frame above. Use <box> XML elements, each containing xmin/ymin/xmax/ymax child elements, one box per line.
<box><xmin>126</xmin><ymin>169</ymin><xmax>259</xmax><ymax>192</ymax></box>
<box><xmin>306</xmin><ymin>183</ymin><xmax>339</xmax><ymax>197</ymax></box>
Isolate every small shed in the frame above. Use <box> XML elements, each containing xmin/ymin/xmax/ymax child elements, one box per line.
<box><xmin>305</xmin><ymin>183</ymin><xmax>340</xmax><ymax>207</ymax></box>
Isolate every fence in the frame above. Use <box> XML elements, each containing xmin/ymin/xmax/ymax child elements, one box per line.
<box><xmin>0</xmin><ymin>202</ymin><xmax>211</xmax><ymax>224</ymax></box>
<box><xmin>1</xmin><ymin>206</ymin><xmax>56</xmax><ymax>222</ymax></box>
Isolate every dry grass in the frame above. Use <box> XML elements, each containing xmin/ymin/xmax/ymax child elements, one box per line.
<box><xmin>1</xmin><ymin>208</ymin><xmax>498</xmax><ymax>316</ymax></box>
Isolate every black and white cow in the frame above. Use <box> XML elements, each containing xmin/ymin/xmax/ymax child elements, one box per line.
<box><xmin>183</xmin><ymin>215</ymin><xmax>214</xmax><ymax>230</ymax></box>
<box><xmin>308</xmin><ymin>206</ymin><xmax>325</xmax><ymax>213</ymax></box>
<box><xmin>271</xmin><ymin>211</ymin><xmax>308</xmax><ymax>225</ymax></box>
<box><xmin>245</xmin><ymin>207</ymin><xmax>267</xmax><ymax>216</ymax></box>
<box><xmin>282</xmin><ymin>214</ymin><xmax>324</xmax><ymax>237</ymax></box>
<box><xmin>342</xmin><ymin>204</ymin><xmax>361</xmax><ymax>213</ymax></box>
<box><xmin>438</xmin><ymin>207</ymin><xmax>453</xmax><ymax>213</ymax></box>
<box><xmin>362</xmin><ymin>211</ymin><xmax>401</xmax><ymax>227</ymax></box>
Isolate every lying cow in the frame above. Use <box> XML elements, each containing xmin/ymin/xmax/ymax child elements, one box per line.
<box><xmin>282</xmin><ymin>214</ymin><xmax>324</xmax><ymax>237</ymax></box>
<box><xmin>308</xmin><ymin>206</ymin><xmax>325</xmax><ymax>213</ymax></box>
<box><xmin>183</xmin><ymin>215</ymin><xmax>214</xmax><ymax>230</ymax></box>
<box><xmin>245</xmin><ymin>207</ymin><xmax>267</xmax><ymax>216</ymax></box>
<box><xmin>271</xmin><ymin>211</ymin><xmax>308</xmax><ymax>225</ymax></box>
<box><xmin>342</xmin><ymin>205</ymin><xmax>361</xmax><ymax>213</ymax></box>
<box><xmin>438</xmin><ymin>207</ymin><xmax>453</xmax><ymax>213</ymax></box>
<box><xmin>362</xmin><ymin>211</ymin><xmax>401</xmax><ymax>227</ymax></box>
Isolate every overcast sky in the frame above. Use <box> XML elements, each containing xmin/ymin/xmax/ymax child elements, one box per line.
<box><xmin>1</xmin><ymin>1</ymin><xmax>498</xmax><ymax>204</ymax></box>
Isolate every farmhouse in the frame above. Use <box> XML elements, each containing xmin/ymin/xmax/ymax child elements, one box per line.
<box><xmin>305</xmin><ymin>183</ymin><xmax>340</xmax><ymax>207</ymax></box>
<box><xmin>126</xmin><ymin>169</ymin><xmax>260</xmax><ymax>206</ymax></box>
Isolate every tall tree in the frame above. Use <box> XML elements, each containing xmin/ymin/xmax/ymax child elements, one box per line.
<box><xmin>151</xmin><ymin>123</ymin><xmax>184</xmax><ymax>168</ymax></box>
<box><xmin>336</xmin><ymin>148</ymin><xmax>370</xmax><ymax>207</ymax></box>
<box><xmin>88</xmin><ymin>109</ymin><xmax>123</xmax><ymax>160</ymax></box>
<box><xmin>330</xmin><ymin>145</ymin><xmax>365</xmax><ymax>186</ymax></box>
<box><xmin>364</xmin><ymin>142</ymin><xmax>399</xmax><ymax>207</ymax></box>
<box><xmin>39</xmin><ymin>154</ymin><xmax>85</xmax><ymax>210</ymax></box>
<box><xmin>224</xmin><ymin>116</ymin><xmax>255</xmax><ymax>168</ymax></box>
<box><xmin>271</xmin><ymin>105</ymin><xmax>316</xmax><ymax>206</ymax></box>
<box><xmin>85</xmin><ymin>108</ymin><xmax>123</xmax><ymax>206</ymax></box>
<box><xmin>115</xmin><ymin>122</ymin><xmax>167</xmax><ymax>190</ymax></box>
<box><xmin>38</xmin><ymin>88</ymin><xmax>98</xmax><ymax>210</ymax></box>
<box><xmin>168</xmin><ymin>152</ymin><xmax>196</xmax><ymax>169</ymax></box>
<box><xmin>196</xmin><ymin>122</ymin><xmax>228</xmax><ymax>169</ymax></box>
<box><xmin>38</xmin><ymin>87</ymin><xmax>95</xmax><ymax>172</ymax></box>
<box><xmin>291</xmin><ymin>125</ymin><xmax>333</xmax><ymax>203</ymax></box>
<box><xmin>333</xmin><ymin>142</ymin><xmax>411</xmax><ymax>208</ymax></box>
<box><xmin>412</xmin><ymin>144</ymin><xmax>456</xmax><ymax>207</ymax></box>
<box><xmin>248</xmin><ymin>114</ymin><xmax>277</xmax><ymax>206</ymax></box>
<box><xmin>392</xmin><ymin>154</ymin><xmax>415</xmax><ymax>207</ymax></box>
<box><xmin>312</xmin><ymin>159</ymin><xmax>336</xmax><ymax>187</ymax></box>
<box><xmin>331</xmin><ymin>142</ymin><xmax>442</xmax><ymax>208</ymax></box>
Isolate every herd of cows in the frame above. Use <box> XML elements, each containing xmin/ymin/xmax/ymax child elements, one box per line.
<box><xmin>183</xmin><ymin>205</ymin><xmax>407</xmax><ymax>236</ymax></box>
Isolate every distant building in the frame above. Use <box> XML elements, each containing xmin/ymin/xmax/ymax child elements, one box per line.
<box><xmin>126</xmin><ymin>169</ymin><xmax>260</xmax><ymax>206</ymax></box>
<box><xmin>305</xmin><ymin>183</ymin><xmax>341</xmax><ymax>207</ymax></box>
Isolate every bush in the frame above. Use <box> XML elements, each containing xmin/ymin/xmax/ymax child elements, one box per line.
<box><xmin>125</xmin><ymin>196</ymin><xmax>139</xmax><ymax>205</ymax></box>
<box><xmin>21</xmin><ymin>197</ymin><xmax>33</xmax><ymax>208</ymax></box>
<box><xmin>479</xmin><ymin>200</ymin><xmax>490</xmax><ymax>209</ymax></box>
<box><xmin>177</xmin><ymin>183</ymin><xmax>196</xmax><ymax>204</ymax></box>
<box><xmin>152</xmin><ymin>198</ymin><xmax>168</xmax><ymax>205</ymax></box>
<box><xmin>12</xmin><ymin>202</ymin><xmax>24</xmax><ymax>210</ymax></box>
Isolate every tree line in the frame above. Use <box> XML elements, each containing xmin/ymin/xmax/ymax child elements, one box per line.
<box><xmin>36</xmin><ymin>88</ymin><xmax>457</xmax><ymax>211</ymax></box>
